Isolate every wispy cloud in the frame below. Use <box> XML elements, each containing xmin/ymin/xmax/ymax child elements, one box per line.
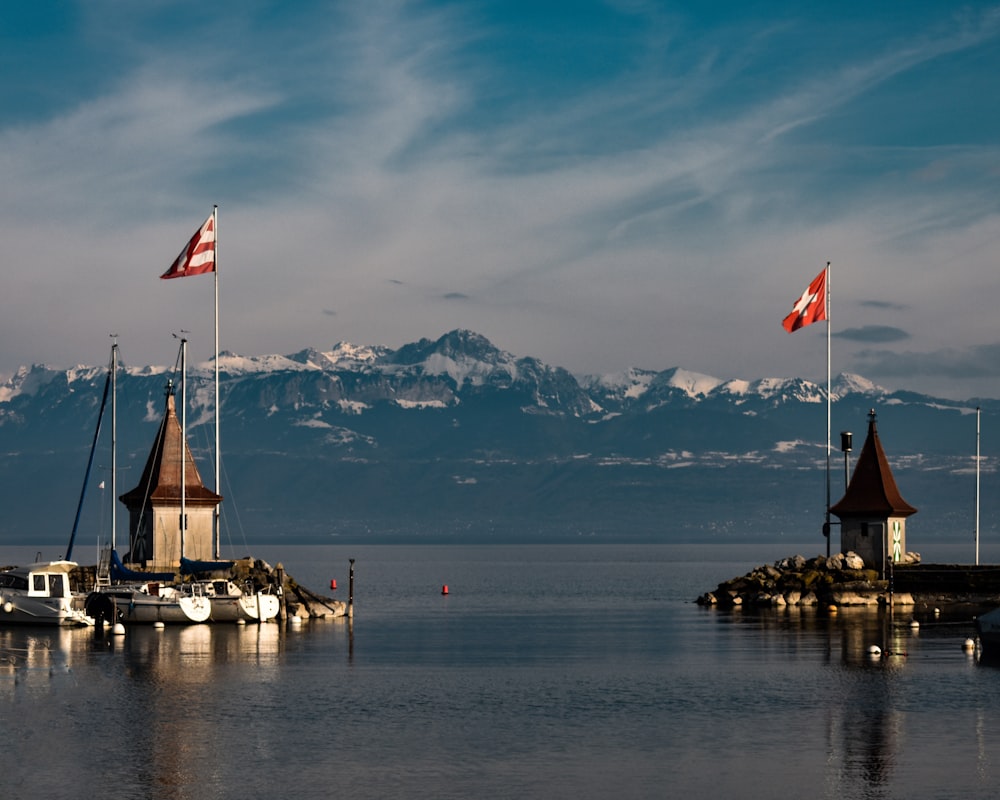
<box><xmin>2</xmin><ymin>3</ymin><xmax>1000</xmax><ymax>401</ymax></box>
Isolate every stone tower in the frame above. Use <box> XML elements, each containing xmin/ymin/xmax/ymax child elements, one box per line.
<box><xmin>829</xmin><ymin>409</ymin><xmax>916</xmax><ymax>575</ymax></box>
<box><xmin>119</xmin><ymin>381</ymin><xmax>222</xmax><ymax>572</ymax></box>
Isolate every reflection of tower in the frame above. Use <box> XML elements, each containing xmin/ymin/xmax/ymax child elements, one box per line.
<box><xmin>822</xmin><ymin>610</ymin><xmax>906</xmax><ymax>794</ymax></box>
<box><xmin>119</xmin><ymin>382</ymin><xmax>222</xmax><ymax>571</ymax></box>
<box><xmin>843</xmin><ymin>668</ymin><xmax>901</xmax><ymax>789</ymax></box>
<box><xmin>830</xmin><ymin>410</ymin><xmax>917</xmax><ymax>577</ymax></box>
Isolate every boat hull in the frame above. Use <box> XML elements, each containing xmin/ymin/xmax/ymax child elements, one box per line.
<box><xmin>0</xmin><ymin>561</ymin><xmax>94</xmax><ymax>627</ymax></box>
<box><xmin>0</xmin><ymin>595</ymin><xmax>93</xmax><ymax>626</ymax></box>
<box><xmin>88</xmin><ymin>589</ymin><xmax>211</xmax><ymax>624</ymax></box>
<box><xmin>195</xmin><ymin>579</ymin><xmax>280</xmax><ymax>622</ymax></box>
<box><xmin>977</xmin><ymin>607</ymin><xmax>1000</xmax><ymax>655</ymax></box>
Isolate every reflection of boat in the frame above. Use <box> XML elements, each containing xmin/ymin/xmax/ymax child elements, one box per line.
<box><xmin>976</xmin><ymin>608</ymin><xmax>1000</xmax><ymax>655</ymax></box>
<box><xmin>0</xmin><ymin>560</ymin><xmax>94</xmax><ymax>626</ymax></box>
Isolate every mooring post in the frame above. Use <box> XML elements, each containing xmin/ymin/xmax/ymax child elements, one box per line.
<box><xmin>348</xmin><ymin>558</ymin><xmax>355</xmax><ymax>619</ymax></box>
<box><xmin>276</xmin><ymin>562</ymin><xmax>286</xmax><ymax>622</ymax></box>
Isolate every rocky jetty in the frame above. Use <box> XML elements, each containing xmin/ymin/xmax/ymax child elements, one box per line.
<box><xmin>696</xmin><ymin>551</ymin><xmax>921</xmax><ymax>609</ymax></box>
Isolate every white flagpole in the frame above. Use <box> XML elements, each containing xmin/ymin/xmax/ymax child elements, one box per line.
<box><xmin>976</xmin><ymin>405</ymin><xmax>981</xmax><ymax>565</ymax></box>
<box><xmin>181</xmin><ymin>337</ymin><xmax>187</xmax><ymax>562</ymax></box>
<box><xmin>213</xmin><ymin>205</ymin><xmax>220</xmax><ymax>559</ymax></box>
<box><xmin>825</xmin><ymin>261</ymin><xmax>832</xmax><ymax>559</ymax></box>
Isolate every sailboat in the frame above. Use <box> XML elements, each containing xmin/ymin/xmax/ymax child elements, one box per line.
<box><xmin>0</xmin><ymin>343</ymin><xmax>136</xmax><ymax>627</ymax></box>
<box><xmin>84</xmin><ymin>340</ymin><xmax>213</xmax><ymax>625</ymax></box>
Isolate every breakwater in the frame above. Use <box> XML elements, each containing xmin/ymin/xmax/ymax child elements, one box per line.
<box><xmin>696</xmin><ymin>550</ymin><xmax>1000</xmax><ymax>609</ymax></box>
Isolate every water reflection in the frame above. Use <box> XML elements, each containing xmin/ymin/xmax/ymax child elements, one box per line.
<box><xmin>0</xmin><ymin>627</ymin><xmax>83</xmax><ymax>689</ymax></box>
<box><xmin>710</xmin><ymin>603</ymin><xmax>982</xmax><ymax>798</ymax></box>
<box><xmin>112</xmin><ymin>620</ymin><xmax>284</xmax><ymax>673</ymax></box>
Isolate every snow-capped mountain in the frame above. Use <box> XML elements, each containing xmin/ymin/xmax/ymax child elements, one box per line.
<box><xmin>0</xmin><ymin>330</ymin><xmax>992</xmax><ymax>546</ymax></box>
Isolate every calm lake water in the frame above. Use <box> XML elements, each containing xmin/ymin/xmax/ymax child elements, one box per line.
<box><xmin>2</xmin><ymin>541</ymin><xmax>1000</xmax><ymax>800</ymax></box>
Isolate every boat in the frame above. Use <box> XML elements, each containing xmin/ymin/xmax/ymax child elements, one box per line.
<box><xmin>0</xmin><ymin>560</ymin><xmax>94</xmax><ymax>626</ymax></box>
<box><xmin>180</xmin><ymin>557</ymin><xmax>281</xmax><ymax>622</ymax></box>
<box><xmin>87</xmin><ymin>581</ymin><xmax>211</xmax><ymax>625</ymax></box>
<box><xmin>195</xmin><ymin>578</ymin><xmax>281</xmax><ymax>623</ymax></box>
<box><xmin>976</xmin><ymin>607</ymin><xmax>1000</xmax><ymax>656</ymax></box>
<box><xmin>79</xmin><ymin>340</ymin><xmax>219</xmax><ymax>625</ymax></box>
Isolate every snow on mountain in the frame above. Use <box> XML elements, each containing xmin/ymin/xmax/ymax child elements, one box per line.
<box><xmin>832</xmin><ymin>372</ymin><xmax>884</xmax><ymax>398</ymax></box>
<box><xmin>716</xmin><ymin>376</ymin><xmax>826</xmax><ymax>404</ymax></box>
<box><xmin>214</xmin><ymin>350</ymin><xmax>318</xmax><ymax>375</ymax></box>
<box><xmin>0</xmin><ymin>364</ymin><xmax>63</xmax><ymax>401</ymax></box>
<box><xmin>386</xmin><ymin>330</ymin><xmax>519</xmax><ymax>387</ymax></box>
<box><xmin>317</xmin><ymin>342</ymin><xmax>391</xmax><ymax>371</ymax></box>
<box><xmin>587</xmin><ymin>368</ymin><xmax>659</xmax><ymax>401</ymax></box>
<box><xmin>663</xmin><ymin>368</ymin><xmax>724</xmax><ymax>398</ymax></box>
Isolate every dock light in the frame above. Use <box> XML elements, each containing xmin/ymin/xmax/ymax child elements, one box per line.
<box><xmin>840</xmin><ymin>431</ymin><xmax>852</xmax><ymax>491</ymax></box>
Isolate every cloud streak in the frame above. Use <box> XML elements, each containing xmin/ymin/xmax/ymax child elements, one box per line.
<box><xmin>1</xmin><ymin>2</ymin><xmax>1000</xmax><ymax>402</ymax></box>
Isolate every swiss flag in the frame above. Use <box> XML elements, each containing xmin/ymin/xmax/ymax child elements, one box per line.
<box><xmin>782</xmin><ymin>268</ymin><xmax>827</xmax><ymax>332</ymax></box>
<box><xmin>161</xmin><ymin>214</ymin><xmax>216</xmax><ymax>279</ymax></box>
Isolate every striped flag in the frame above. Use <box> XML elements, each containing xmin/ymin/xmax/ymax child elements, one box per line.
<box><xmin>161</xmin><ymin>214</ymin><xmax>216</xmax><ymax>279</ymax></box>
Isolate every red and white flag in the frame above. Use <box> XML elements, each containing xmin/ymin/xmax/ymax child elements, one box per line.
<box><xmin>161</xmin><ymin>214</ymin><xmax>216</xmax><ymax>279</ymax></box>
<box><xmin>781</xmin><ymin>268</ymin><xmax>827</xmax><ymax>332</ymax></box>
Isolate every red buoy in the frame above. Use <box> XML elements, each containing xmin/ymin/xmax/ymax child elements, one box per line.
<box><xmin>330</xmin><ymin>579</ymin><xmax>337</xmax><ymax>590</ymax></box>
<box><xmin>441</xmin><ymin>585</ymin><xmax>449</xmax><ymax>595</ymax></box>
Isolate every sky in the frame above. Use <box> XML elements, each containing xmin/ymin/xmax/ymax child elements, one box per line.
<box><xmin>1</xmin><ymin>1</ymin><xmax>999</xmax><ymax>401</ymax></box>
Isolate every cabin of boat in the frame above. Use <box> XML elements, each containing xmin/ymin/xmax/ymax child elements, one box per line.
<box><xmin>0</xmin><ymin>561</ymin><xmax>93</xmax><ymax>626</ymax></box>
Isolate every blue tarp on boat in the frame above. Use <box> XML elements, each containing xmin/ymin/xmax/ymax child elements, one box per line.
<box><xmin>110</xmin><ymin>550</ymin><xmax>175</xmax><ymax>583</ymax></box>
<box><xmin>180</xmin><ymin>556</ymin><xmax>235</xmax><ymax>575</ymax></box>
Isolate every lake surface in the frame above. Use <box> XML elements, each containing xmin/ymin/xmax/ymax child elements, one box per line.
<box><xmin>2</xmin><ymin>542</ymin><xmax>1000</xmax><ymax>800</ymax></box>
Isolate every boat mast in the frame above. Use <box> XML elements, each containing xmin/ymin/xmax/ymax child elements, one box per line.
<box><xmin>111</xmin><ymin>336</ymin><xmax>118</xmax><ymax>553</ymax></box>
<box><xmin>66</xmin><ymin>343</ymin><xmax>113</xmax><ymax>561</ymax></box>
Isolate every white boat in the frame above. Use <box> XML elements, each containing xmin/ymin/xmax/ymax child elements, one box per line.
<box><xmin>87</xmin><ymin>581</ymin><xmax>211</xmax><ymax>625</ymax></box>
<box><xmin>196</xmin><ymin>578</ymin><xmax>281</xmax><ymax>623</ymax></box>
<box><xmin>0</xmin><ymin>560</ymin><xmax>94</xmax><ymax>626</ymax></box>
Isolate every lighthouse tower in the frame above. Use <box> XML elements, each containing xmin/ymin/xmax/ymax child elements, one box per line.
<box><xmin>830</xmin><ymin>409</ymin><xmax>917</xmax><ymax>576</ymax></box>
<box><xmin>119</xmin><ymin>380</ymin><xmax>222</xmax><ymax>572</ymax></box>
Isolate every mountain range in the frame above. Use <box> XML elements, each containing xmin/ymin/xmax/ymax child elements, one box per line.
<box><xmin>0</xmin><ymin>329</ymin><xmax>993</xmax><ymax>548</ymax></box>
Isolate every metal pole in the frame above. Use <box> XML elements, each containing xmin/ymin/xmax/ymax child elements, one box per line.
<box><xmin>213</xmin><ymin>205</ymin><xmax>220</xmax><ymax>559</ymax></box>
<box><xmin>825</xmin><ymin>262</ymin><xmax>832</xmax><ymax>558</ymax></box>
<box><xmin>348</xmin><ymin>558</ymin><xmax>355</xmax><ymax>619</ymax></box>
<box><xmin>976</xmin><ymin>406</ymin><xmax>981</xmax><ymax>566</ymax></box>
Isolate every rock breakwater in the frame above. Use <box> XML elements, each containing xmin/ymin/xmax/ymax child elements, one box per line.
<box><xmin>696</xmin><ymin>550</ymin><xmax>921</xmax><ymax>609</ymax></box>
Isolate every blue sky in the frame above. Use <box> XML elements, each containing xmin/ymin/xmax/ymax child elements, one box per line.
<box><xmin>2</xmin><ymin>1</ymin><xmax>999</xmax><ymax>400</ymax></box>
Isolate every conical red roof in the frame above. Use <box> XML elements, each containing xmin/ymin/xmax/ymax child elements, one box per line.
<box><xmin>119</xmin><ymin>389</ymin><xmax>222</xmax><ymax>508</ymax></box>
<box><xmin>830</xmin><ymin>411</ymin><xmax>916</xmax><ymax>518</ymax></box>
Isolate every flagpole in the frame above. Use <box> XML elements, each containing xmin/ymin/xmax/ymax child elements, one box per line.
<box><xmin>213</xmin><ymin>205</ymin><xmax>220</xmax><ymax>559</ymax></box>
<box><xmin>976</xmin><ymin>405</ymin><xmax>981</xmax><ymax>566</ymax></box>
<box><xmin>825</xmin><ymin>262</ymin><xmax>832</xmax><ymax>559</ymax></box>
